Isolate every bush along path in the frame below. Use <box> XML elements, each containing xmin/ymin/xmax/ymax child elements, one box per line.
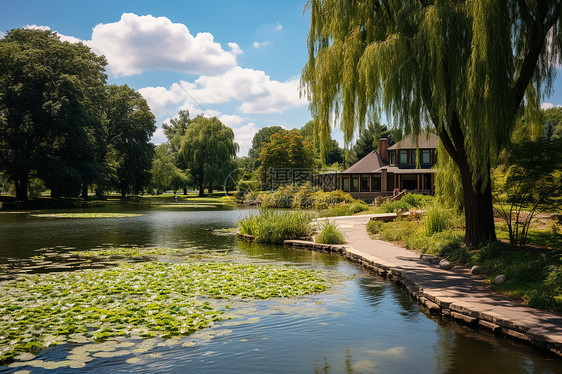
<box><xmin>285</xmin><ymin>214</ymin><xmax>562</xmax><ymax>358</ymax></box>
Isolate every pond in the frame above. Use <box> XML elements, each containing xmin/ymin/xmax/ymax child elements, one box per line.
<box><xmin>0</xmin><ymin>205</ymin><xmax>561</xmax><ymax>373</ymax></box>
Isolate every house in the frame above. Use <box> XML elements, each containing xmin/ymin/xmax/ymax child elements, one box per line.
<box><xmin>320</xmin><ymin>132</ymin><xmax>438</xmax><ymax>202</ymax></box>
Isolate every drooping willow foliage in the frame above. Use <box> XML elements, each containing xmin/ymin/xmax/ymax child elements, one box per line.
<box><xmin>301</xmin><ymin>0</ymin><xmax>562</xmax><ymax>188</ymax></box>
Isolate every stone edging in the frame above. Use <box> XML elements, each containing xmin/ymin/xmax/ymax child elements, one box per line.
<box><xmin>283</xmin><ymin>239</ymin><xmax>562</xmax><ymax>358</ymax></box>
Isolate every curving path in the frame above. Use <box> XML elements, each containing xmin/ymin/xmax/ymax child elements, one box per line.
<box><xmin>288</xmin><ymin>214</ymin><xmax>562</xmax><ymax>357</ymax></box>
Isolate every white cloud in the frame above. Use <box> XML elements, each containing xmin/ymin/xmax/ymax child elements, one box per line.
<box><xmin>219</xmin><ymin>114</ymin><xmax>246</xmax><ymax>126</ymax></box>
<box><xmin>0</xmin><ymin>31</ymin><xmax>5</xmax><ymax>39</ymax></box>
<box><xmin>253</xmin><ymin>41</ymin><xmax>270</xmax><ymax>49</ymax></box>
<box><xmin>87</xmin><ymin>13</ymin><xmax>238</xmax><ymax>77</ymax></box>
<box><xmin>232</xmin><ymin>122</ymin><xmax>258</xmax><ymax>156</ymax></box>
<box><xmin>228</xmin><ymin>42</ymin><xmax>243</xmax><ymax>55</ymax></box>
<box><xmin>23</xmin><ymin>24</ymin><xmax>81</xmax><ymax>43</ymax></box>
<box><xmin>275</xmin><ymin>22</ymin><xmax>283</xmax><ymax>31</ymax></box>
<box><xmin>151</xmin><ymin>127</ymin><xmax>167</xmax><ymax>145</ymax></box>
<box><xmin>140</xmin><ymin>67</ymin><xmax>307</xmax><ymax>118</ymax></box>
<box><xmin>542</xmin><ymin>102</ymin><xmax>555</xmax><ymax>110</ymax></box>
<box><xmin>139</xmin><ymin>85</ymin><xmax>189</xmax><ymax>118</ymax></box>
<box><xmin>191</xmin><ymin>67</ymin><xmax>307</xmax><ymax>114</ymax></box>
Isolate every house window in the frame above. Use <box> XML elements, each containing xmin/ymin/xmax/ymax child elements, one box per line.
<box><xmin>399</xmin><ymin>151</ymin><xmax>408</xmax><ymax>164</ymax></box>
<box><xmin>342</xmin><ymin>177</ymin><xmax>349</xmax><ymax>192</ymax></box>
<box><xmin>371</xmin><ymin>175</ymin><xmax>381</xmax><ymax>191</ymax></box>
<box><xmin>422</xmin><ymin>150</ymin><xmax>431</xmax><ymax>164</ymax></box>
<box><xmin>361</xmin><ymin>176</ymin><xmax>370</xmax><ymax>192</ymax></box>
<box><xmin>390</xmin><ymin>152</ymin><xmax>396</xmax><ymax>165</ymax></box>
<box><xmin>351</xmin><ymin>176</ymin><xmax>359</xmax><ymax>192</ymax></box>
<box><xmin>411</xmin><ymin>151</ymin><xmax>417</xmax><ymax>166</ymax></box>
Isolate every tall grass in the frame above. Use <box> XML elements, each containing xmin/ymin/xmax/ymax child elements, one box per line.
<box><xmin>316</xmin><ymin>221</ymin><xmax>346</xmax><ymax>244</ymax></box>
<box><xmin>423</xmin><ymin>205</ymin><xmax>453</xmax><ymax>236</ymax></box>
<box><xmin>238</xmin><ymin>209</ymin><xmax>313</xmax><ymax>244</ymax></box>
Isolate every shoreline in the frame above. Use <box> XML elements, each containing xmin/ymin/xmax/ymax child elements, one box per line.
<box><xmin>283</xmin><ymin>234</ymin><xmax>562</xmax><ymax>358</ymax></box>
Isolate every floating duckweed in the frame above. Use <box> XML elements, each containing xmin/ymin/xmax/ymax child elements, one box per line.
<box><xmin>30</xmin><ymin>213</ymin><xmax>144</xmax><ymax>219</ymax></box>
<box><xmin>0</xmin><ymin>262</ymin><xmax>328</xmax><ymax>363</ymax></box>
<box><xmin>68</xmin><ymin>246</ymin><xmax>235</xmax><ymax>260</ymax></box>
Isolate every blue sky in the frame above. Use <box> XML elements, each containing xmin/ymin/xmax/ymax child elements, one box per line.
<box><xmin>2</xmin><ymin>0</ymin><xmax>562</xmax><ymax>155</ymax></box>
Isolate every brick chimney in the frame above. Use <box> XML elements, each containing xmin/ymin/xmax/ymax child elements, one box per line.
<box><xmin>379</xmin><ymin>138</ymin><xmax>388</xmax><ymax>163</ymax></box>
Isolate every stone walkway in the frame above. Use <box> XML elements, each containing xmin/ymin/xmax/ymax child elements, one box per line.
<box><xmin>287</xmin><ymin>214</ymin><xmax>562</xmax><ymax>357</ymax></box>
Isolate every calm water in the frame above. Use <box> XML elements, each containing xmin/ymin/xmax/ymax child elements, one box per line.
<box><xmin>0</xmin><ymin>205</ymin><xmax>561</xmax><ymax>373</ymax></box>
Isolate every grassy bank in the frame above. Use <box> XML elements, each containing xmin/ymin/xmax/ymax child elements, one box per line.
<box><xmin>366</xmin><ymin>206</ymin><xmax>562</xmax><ymax>313</ymax></box>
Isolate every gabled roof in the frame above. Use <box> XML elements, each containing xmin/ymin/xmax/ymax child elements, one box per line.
<box><xmin>343</xmin><ymin>151</ymin><xmax>388</xmax><ymax>173</ymax></box>
<box><xmin>388</xmin><ymin>132</ymin><xmax>438</xmax><ymax>150</ymax></box>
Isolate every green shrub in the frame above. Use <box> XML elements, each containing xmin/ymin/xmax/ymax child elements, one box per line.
<box><xmin>321</xmin><ymin>199</ymin><xmax>369</xmax><ymax>217</ymax></box>
<box><xmin>401</xmin><ymin>193</ymin><xmax>432</xmax><ymax>208</ymax></box>
<box><xmin>316</xmin><ymin>221</ymin><xmax>346</xmax><ymax>244</ymax></box>
<box><xmin>378</xmin><ymin>193</ymin><xmax>432</xmax><ymax>213</ymax></box>
<box><xmin>423</xmin><ymin>205</ymin><xmax>453</xmax><ymax>236</ymax></box>
<box><xmin>238</xmin><ymin>209</ymin><xmax>312</xmax><ymax>244</ymax></box>
<box><xmin>292</xmin><ymin>182</ymin><xmax>316</xmax><ymax>209</ymax></box>
<box><xmin>311</xmin><ymin>190</ymin><xmax>354</xmax><ymax>209</ymax></box>
<box><xmin>261</xmin><ymin>185</ymin><xmax>297</xmax><ymax>208</ymax></box>
<box><xmin>261</xmin><ymin>184</ymin><xmax>356</xmax><ymax>210</ymax></box>
<box><xmin>380</xmin><ymin>199</ymin><xmax>413</xmax><ymax>213</ymax></box>
<box><xmin>366</xmin><ymin>220</ymin><xmax>384</xmax><ymax>235</ymax></box>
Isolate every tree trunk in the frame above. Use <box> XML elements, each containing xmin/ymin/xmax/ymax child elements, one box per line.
<box><xmin>183</xmin><ymin>187</ymin><xmax>187</xmax><ymax>195</ymax></box>
<box><xmin>15</xmin><ymin>174</ymin><xmax>28</xmax><ymax>201</ymax></box>
<box><xmin>198</xmin><ymin>182</ymin><xmax>205</xmax><ymax>197</ymax></box>
<box><xmin>81</xmin><ymin>183</ymin><xmax>88</xmax><ymax>199</ymax></box>
<box><xmin>457</xmin><ymin>157</ymin><xmax>497</xmax><ymax>246</ymax></box>
<box><xmin>121</xmin><ymin>188</ymin><xmax>126</xmax><ymax>198</ymax></box>
<box><xmin>208</xmin><ymin>183</ymin><xmax>213</xmax><ymax>194</ymax></box>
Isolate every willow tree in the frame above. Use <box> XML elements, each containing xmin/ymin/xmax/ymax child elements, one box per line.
<box><xmin>179</xmin><ymin>116</ymin><xmax>238</xmax><ymax>196</ymax></box>
<box><xmin>301</xmin><ymin>0</ymin><xmax>562</xmax><ymax>245</ymax></box>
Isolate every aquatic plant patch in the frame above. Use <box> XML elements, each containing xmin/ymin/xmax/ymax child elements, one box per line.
<box><xmin>0</xmin><ymin>262</ymin><xmax>328</xmax><ymax>363</ymax></box>
<box><xmin>30</xmin><ymin>213</ymin><xmax>144</xmax><ymax>219</ymax></box>
<box><xmin>153</xmin><ymin>204</ymin><xmax>218</xmax><ymax>209</ymax></box>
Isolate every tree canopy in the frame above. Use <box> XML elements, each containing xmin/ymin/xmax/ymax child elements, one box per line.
<box><xmin>105</xmin><ymin>84</ymin><xmax>156</xmax><ymax>196</ymax></box>
<box><xmin>179</xmin><ymin>116</ymin><xmax>238</xmax><ymax>196</ymax></box>
<box><xmin>301</xmin><ymin>0</ymin><xmax>562</xmax><ymax>245</ymax></box>
<box><xmin>257</xmin><ymin>130</ymin><xmax>316</xmax><ymax>188</ymax></box>
<box><xmin>0</xmin><ymin>28</ymin><xmax>107</xmax><ymax>199</ymax></box>
<box><xmin>300</xmin><ymin>120</ymin><xmax>344</xmax><ymax>167</ymax></box>
<box><xmin>248</xmin><ymin>125</ymin><xmax>285</xmax><ymax>168</ymax></box>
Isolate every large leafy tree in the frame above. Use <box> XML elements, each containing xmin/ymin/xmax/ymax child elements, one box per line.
<box><xmin>150</xmin><ymin>143</ymin><xmax>189</xmax><ymax>194</ymax></box>
<box><xmin>248</xmin><ymin>125</ymin><xmax>285</xmax><ymax>168</ymax></box>
<box><xmin>257</xmin><ymin>130</ymin><xmax>316</xmax><ymax>188</ymax></box>
<box><xmin>161</xmin><ymin>109</ymin><xmax>192</xmax><ymax>194</ymax></box>
<box><xmin>301</xmin><ymin>0</ymin><xmax>562</xmax><ymax>245</ymax></box>
<box><xmin>179</xmin><ymin>116</ymin><xmax>238</xmax><ymax>197</ymax></box>
<box><xmin>0</xmin><ymin>28</ymin><xmax>107</xmax><ymax>199</ymax></box>
<box><xmin>105</xmin><ymin>84</ymin><xmax>156</xmax><ymax>196</ymax></box>
<box><xmin>300</xmin><ymin>120</ymin><xmax>344</xmax><ymax>166</ymax></box>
